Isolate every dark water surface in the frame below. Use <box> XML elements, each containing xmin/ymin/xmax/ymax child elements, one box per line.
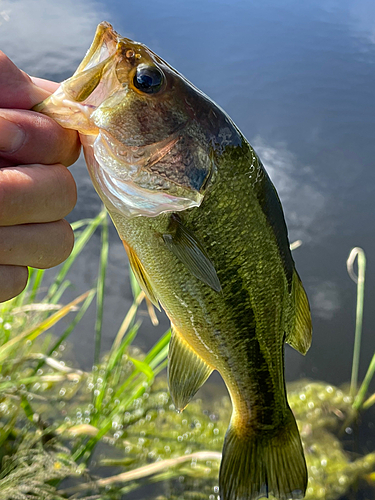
<box><xmin>1</xmin><ymin>0</ymin><xmax>375</xmax><ymax>470</ymax></box>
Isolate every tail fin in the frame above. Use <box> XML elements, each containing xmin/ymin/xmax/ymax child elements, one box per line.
<box><xmin>219</xmin><ymin>406</ymin><xmax>307</xmax><ymax>500</ymax></box>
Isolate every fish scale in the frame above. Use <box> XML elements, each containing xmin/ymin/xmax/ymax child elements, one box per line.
<box><xmin>35</xmin><ymin>22</ymin><xmax>312</xmax><ymax>500</ymax></box>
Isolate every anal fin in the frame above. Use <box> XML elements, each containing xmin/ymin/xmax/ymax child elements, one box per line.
<box><xmin>168</xmin><ymin>326</ymin><xmax>213</xmax><ymax>412</ymax></box>
<box><xmin>286</xmin><ymin>272</ymin><xmax>312</xmax><ymax>355</ymax></box>
<box><xmin>122</xmin><ymin>241</ymin><xmax>160</xmax><ymax>310</ymax></box>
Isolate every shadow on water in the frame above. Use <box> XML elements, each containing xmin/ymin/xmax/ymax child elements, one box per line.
<box><xmin>0</xmin><ymin>0</ymin><xmax>375</xmax><ymax>498</ymax></box>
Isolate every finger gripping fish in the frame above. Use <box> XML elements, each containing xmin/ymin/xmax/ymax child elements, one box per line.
<box><xmin>35</xmin><ymin>22</ymin><xmax>312</xmax><ymax>500</ymax></box>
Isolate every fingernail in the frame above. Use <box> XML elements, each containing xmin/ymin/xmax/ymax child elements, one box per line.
<box><xmin>0</xmin><ymin>116</ymin><xmax>25</xmax><ymax>153</ymax></box>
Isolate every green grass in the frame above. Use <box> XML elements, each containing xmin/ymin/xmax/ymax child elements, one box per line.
<box><xmin>0</xmin><ymin>219</ymin><xmax>375</xmax><ymax>500</ymax></box>
<box><xmin>346</xmin><ymin>247</ymin><xmax>375</xmax><ymax>412</ymax></box>
<box><xmin>0</xmin><ymin>208</ymin><xmax>173</xmax><ymax>498</ymax></box>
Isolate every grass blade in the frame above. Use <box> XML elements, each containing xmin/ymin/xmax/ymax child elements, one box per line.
<box><xmin>347</xmin><ymin>247</ymin><xmax>366</xmax><ymax>397</ymax></box>
<box><xmin>0</xmin><ymin>290</ymin><xmax>92</xmax><ymax>363</ymax></box>
<box><xmin>94</xmin><ymin>211</ymin><xmax>109</xmax><ymax>366</ymax></box>
<box><xmin>33</xmin><ymin>289</ymin><xmax>96</xmax><ymax>375</ymax></box>
<box><xmin>46</xmin><ymin>208</ymin><xmax>106</xmax><ymax>302</ymax></box>
<box><xmin>112</xmin><ymin>291</ymin><xmax>144</xmax><ymax>351</ymax></box>
<box><xmin>353</xmin><ymin>352</ymin><xmax>375</xmax><ymax>411</ymax></box>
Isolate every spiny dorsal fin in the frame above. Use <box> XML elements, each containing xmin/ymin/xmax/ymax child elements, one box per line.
<box><xmin>168</xmin><ymin>326</ymin><xmax>213</xmax><ymax>412</ymax></box>
<box><xmin>163</xmin><ymin>215</ymin><xmax>221</xmax><ymax>293</ymax></box>
<box><xmin>122</xmin><ymin>241</ymin><xmax>160</xmax><ymax>310</ymax></box>
<box><xmin>286</xmin><ymin>272</ymin><xmax>312</xmax><ymax>355</ymax></box>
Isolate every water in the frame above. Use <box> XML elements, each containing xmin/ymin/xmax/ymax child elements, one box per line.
<box><xmin>1</xmin><ymin>0</ymin><xmax>375</xmax><ymax>494</ymax></box>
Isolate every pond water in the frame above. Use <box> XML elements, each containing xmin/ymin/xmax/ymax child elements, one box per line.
<box><xmin>0</xmin><ymin>0</ymin><xmax>375</xmax><ymax>494</ymax></box>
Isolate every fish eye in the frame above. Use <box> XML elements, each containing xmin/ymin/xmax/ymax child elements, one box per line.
<box><xmin>133</xmin><ymin>65</ymin><xmax>164</xmax><ymax>94</ymax></box>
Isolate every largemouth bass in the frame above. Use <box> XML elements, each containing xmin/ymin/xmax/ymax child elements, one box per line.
<box><xmin>35</xmin><ymin>22</ymin><xmax>312</xmax><ymax>500</ymax></box>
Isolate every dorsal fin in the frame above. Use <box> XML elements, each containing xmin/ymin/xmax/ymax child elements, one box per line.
<box><xmin>286</xmin><ymin>272</ymin><xmax>312</xmax><ymax>355</ymax></box>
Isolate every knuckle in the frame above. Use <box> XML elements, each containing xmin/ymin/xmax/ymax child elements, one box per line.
<box><xmin>62</xmin><ymin>130</ymin><xmax>81</xmax><ymax>167</ymax></box>
<box><xmin>43</xmin><ymin>219</ymin><xmax>74</xmax><ymax>268</ymax></box>
<box><xmin>0</xmin><ymin>265</ymin><xmax>28</xmax><ymax>302</ymax></box>
<box><xmin>51</xmin><ymin>164</ymin><xmax>77</xmax><ymax>217</ymax></box>
<box><xmin>60</xmin><ymin>219</ymin><xmax>75</xmax><ymax>259</ymax></box>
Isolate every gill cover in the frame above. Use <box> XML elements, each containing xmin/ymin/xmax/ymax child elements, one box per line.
<box><xmin>34</xmin><ymin>22</ymin><xmax>213</xmax><ymax>218</ymax></box>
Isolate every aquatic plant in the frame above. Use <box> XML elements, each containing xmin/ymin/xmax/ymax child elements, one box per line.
<box><xmin>0</xmin><ymin>211</ymin><xmax>374</xmax><ymax>499</ymax></box>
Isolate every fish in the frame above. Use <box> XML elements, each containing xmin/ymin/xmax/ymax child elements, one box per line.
<box><xmin>34</xmin><ymin>22</ymin><xmax>312</xmax><ymax>500</ymax></box>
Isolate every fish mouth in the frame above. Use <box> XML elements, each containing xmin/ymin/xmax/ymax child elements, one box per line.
<box><xmin>32</xmin><ymin>22</ymin><xmax>137</xmax><ymax>131</ymax></box>
<box><xmin>74</xmin><ymin>22</ymin><xmax>125</xmax><ymax>74</ymax></box>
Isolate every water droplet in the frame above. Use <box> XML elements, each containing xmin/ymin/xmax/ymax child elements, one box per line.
<box><xmin>345</xmin><ymin>427</ymin><xmax>353</xmax><ymax>435</ymax></box>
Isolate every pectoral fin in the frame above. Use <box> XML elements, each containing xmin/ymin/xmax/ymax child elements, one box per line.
<box><xmin>286</xmin><ymin>272</ymin><xmax>312</xmax><ymax>355</ymax></box>
<box><xmin>163</xmin><ymin>215</ymin><xmax>221</xmax><ymax>293</ymax></box>
<box><xmin>122</xmin><ymin>241</ymin><xmax>160</xmax><ymax>310</ymax></box>
<box><xmin>168</xmin><ymin>326</ymin><xmax>213</xmax><ymax>412</ymax></box>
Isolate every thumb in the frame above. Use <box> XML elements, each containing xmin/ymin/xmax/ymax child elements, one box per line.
<box><xmin>0</xmin><ymin>51</ymin><xmax>51</xmax><ymax>109</ymax></box>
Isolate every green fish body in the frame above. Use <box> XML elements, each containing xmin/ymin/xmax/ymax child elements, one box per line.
<box><xmin>36</xmin><ymin>22</ymin><xmax>312</xmax><ymax>500</ymax></box>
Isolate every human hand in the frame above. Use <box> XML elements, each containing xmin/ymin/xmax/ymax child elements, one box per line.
<box><xmin>0</xmin><ymin>52</ymin><xmax>80</xmax><ymax>303</ymax></box>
